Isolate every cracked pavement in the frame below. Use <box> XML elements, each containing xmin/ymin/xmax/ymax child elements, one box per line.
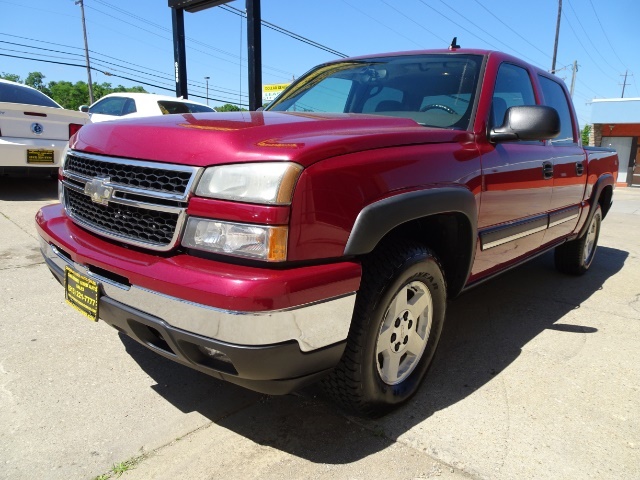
<box><xmin>0</xmin><ymin>176</ymin><xmax>638</xmax><ymax>480</ymax></box>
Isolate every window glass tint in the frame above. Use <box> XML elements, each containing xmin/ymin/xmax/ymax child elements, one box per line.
<box><xmin>538</xmin><ymin>76</ymin><xmax>575</xmax><ymax>144</ymax></box>
<box><xmin>90</xmin><ymin>97</ymin><xmax>136</xmax><ymax>116</ymax></box>
<box><xmin>278</xmin><ymin>77</ymin><xmax>352</xmax><ymax>113</ymax></box>
<box><xmin>158</xmin><ymin>101</ymin><xmax>214</xmax><ymax>114</ymax></box>
<box><xmin>362</xmin><ymin>87</ymin><xmax>403</xmax><ymax>113</ymax></box>
<box><xmin>269</xmin><ymin>54</ymin><xmax>482</xmax><ymax>130</ymax></box>
<box><xmin>491</xmin><ymin>63</ymin><xmax>536</xmax><ymax>127</ymax></box>
<box><xmin>0</xmin><ymin>82</ymin><xmax>60</xmax><ymax>108</ymax></box>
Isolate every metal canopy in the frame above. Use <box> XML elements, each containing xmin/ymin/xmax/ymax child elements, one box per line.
<box><xmin>168</xmin><ymin>0</ymin><xmax>262</xmax><ymax>110</ymax></box>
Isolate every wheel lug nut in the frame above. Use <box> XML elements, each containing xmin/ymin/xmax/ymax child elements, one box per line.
<box><xmin>394</xmin><ymin>318</ymin><xmax>401</xmax><ymax>327</ymax></box>
<box><xmin>403</xmin><ymin>336</ymin><xmax>409</xmax><ymax>344</ymax></box>
<box><xmin>391</xmin><ymin>333</ymin><xmax>396</xmax><ymax>343</ymax></box>
<box><xmin>408</xmin><ymin>320</ymin><xmax>413</xmax><ymax>329</ymax></box>
<box><xmin>395</xmin><ymin>343</ymin><xmax>400</xmax><ymax>351</ymax></box>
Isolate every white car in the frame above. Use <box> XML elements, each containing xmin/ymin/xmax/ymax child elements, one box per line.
<box><xmin>81</xmin><ymin>93</ymin><xmax>215</xmax><ymax>122</ymax></box>
<box><xmin>0</xmin><ymin>79</ymin><xmax>90</xmax><ymax>175</ymax></box>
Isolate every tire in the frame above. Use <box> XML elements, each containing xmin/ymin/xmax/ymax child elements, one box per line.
<box><xmin>322</xmin><ymin>240</ymin><xmax>447</xmax><ymax>417</ymax></box>
<box><xmin>555</xmin><ymin>204</ymin><xmax>602</xmax><ymax>275</ymax></box>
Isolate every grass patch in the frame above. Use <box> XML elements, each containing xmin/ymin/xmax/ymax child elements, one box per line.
<box><xmin>93</xmin><ymin>453</ymin><xmax>148</xmax><ymax>480</ymax></box>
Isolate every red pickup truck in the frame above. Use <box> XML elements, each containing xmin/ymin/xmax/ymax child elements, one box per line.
<box><xmin>36</xmin><ymin>48</ymin><xmax>618</xmax><ymax>416</ymax></box>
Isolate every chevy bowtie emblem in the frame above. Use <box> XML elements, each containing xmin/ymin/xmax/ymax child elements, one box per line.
<box><xmin>84</xmin><ymin>177</ymin><xmax>114</xmax><ymax>206</ymax></box>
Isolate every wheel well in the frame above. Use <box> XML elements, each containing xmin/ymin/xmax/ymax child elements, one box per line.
<box><xmin>372</xmin><ymin>213</ymin><xmax>473</xmax><ymax>297</ymax></box>
<box><xmin>598</xmin><ymin>185</ymin><xmax>613</xmax><ymax>219</ymax></box>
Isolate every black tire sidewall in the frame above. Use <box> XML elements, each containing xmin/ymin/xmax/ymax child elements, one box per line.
<box><xmin>581</xmin><ymin>206</ymin><xmax>602</xmax><ymax>270</ymax></box>
<box><xmin>360</xmin><ymin>252</ymin><xmax>446</xmax><ymax>411</ymax></box>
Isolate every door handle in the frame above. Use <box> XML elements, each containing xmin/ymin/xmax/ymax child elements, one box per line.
<box><xmin>542</xmin><ymin>161</ymin><xmax>554</xmax><ymax>180</ymax></box>
<box><xmin>576</xmin><ymin>162</ymin><xmax>584</xmax><ymax>176</ymax></box>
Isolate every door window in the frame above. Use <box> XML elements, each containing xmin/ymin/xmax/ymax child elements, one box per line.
<box><xmin>491</xmin><ymin>63</ymin><xmax>536</xmax><ymax>128</ymax></box>
<box><xmin>538</xmin><ymin>76</ymin><xmax>575</xmax><ymax>144</ymax></box>
<box><xmin>90</xmin><ymin>97</ymin><xmax>137</xmax><ymax>116</ymax></box>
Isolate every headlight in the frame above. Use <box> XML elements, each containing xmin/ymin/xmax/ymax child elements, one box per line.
<box><xmin>182</xmin><ymin>217</ymin><xmax>288</xmax><ymax>262</ymax></box>
<box><xmin>195</xmin><ymin>162</ymin><xmax>303</xmax><ymax>205</ymax></box>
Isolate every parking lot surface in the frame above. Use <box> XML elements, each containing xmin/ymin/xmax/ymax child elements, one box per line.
<box><xmin>0</xmin><ymin>176</ymin><xmax>638</xmax><ymax>480</ymax></box>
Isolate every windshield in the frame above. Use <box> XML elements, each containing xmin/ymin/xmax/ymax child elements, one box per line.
<box><xmin>268</xmin><ymin>54</ymin><xmax>482</xmax><ymax>130</ymax></box>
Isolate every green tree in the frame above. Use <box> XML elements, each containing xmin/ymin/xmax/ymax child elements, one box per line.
<box><xmin>215</xmin><ymin>103</ymin><xmax>249</xmax><ymax>112</ymax></box>
<box><xmin>25</xmin><ymin>72</ymin><xmax>47</xmax><ymax>91</ymax></box>
<box><xmin>0</xmin><ymin>72</ymin><xmax>21</xmax><ymax>82</ymax></box>
<box><xmin>581</xmin><ymin>124</ymin><xmax>592</xmax><ymax>146</ymax></box>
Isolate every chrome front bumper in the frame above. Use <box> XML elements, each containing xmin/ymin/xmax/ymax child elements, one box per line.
<box><xmin>40</xmin><ymin>239</ymin><xmax>356</xmax><ymax>352</ymax></box>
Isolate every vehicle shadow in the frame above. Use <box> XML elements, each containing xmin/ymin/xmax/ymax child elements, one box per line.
<box><xmin>0</xmin><ymin>175</ymin><xmax>58</xmax><ymax>201</ymax></box>
<box><xmin>120</xmin><ymin>245</ymin><xmax>627</xmax><ymax>464</ymax></box>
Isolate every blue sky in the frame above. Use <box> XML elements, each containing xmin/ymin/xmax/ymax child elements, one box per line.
<box><xmin>1</xmin><ymin>0</ymin><xmax>639</xmax><ymax>128</ymax></box>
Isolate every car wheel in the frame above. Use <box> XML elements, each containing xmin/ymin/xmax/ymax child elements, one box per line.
<box><xmin>555</xmin><ymin>204</ymin><xmax>602</xmax><ymax>275</ymax></box>
<box><xmin>323</xmin><ymin>240</ymin><xmax>446</xmax><ymax>417</ymax></box>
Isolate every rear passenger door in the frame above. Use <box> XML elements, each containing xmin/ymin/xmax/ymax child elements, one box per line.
<box><xmin>537</xmin><ymin>75</ymin><xmax>586</xmax><ymax>243</ymax></box>
<box><xmin>474</xmin><ymin>62</ymin><xmax>555</xmax><ymax>275</ymax></box>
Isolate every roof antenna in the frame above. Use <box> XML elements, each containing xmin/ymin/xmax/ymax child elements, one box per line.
<box><xmin>449</xmin><ymin>37</ymin><xmax>460</xmax><ymax>50</ymax></box>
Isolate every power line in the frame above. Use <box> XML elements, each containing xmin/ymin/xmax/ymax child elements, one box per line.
<box><xmin>341</xmin><ymin>0</ymin><xmax>425</xmax><ymax>49</ymax></box>
<box><xmin>0</xmin><ymin>34</ymin><xmax>247</xmax><ymax>98</ymax></box>
<box><xmin>587</xmin><ymin>0</ymin><xmax>628</xmax><ymax>71</ymax></box>
<box><xmin>433</xmin><ymin>0</ymin><xmax>544</xmax><ymax>67</ymax></box>
<box><xmin>561</xmin><ymin>10</ymin><xmax>618</xmax><ymax>83</ymax></box>
<box><xmin>379</xmin><ymin>0</ymin><xmax>447</xmax><ymax>44</ymax></box>
<box><xmin>417</xmin><ymin>0</ymin><xmax>502</xmax><ymax>50</ymax></box>
<box><xmin>219</xmin><ymin>4</ymin><xmax>348</xmax><ymax>58</ymax></box>
<box><xmin>565</xmin><ymin>0</ymin><xmax>620</xmax><ymax>73</ymax></box>
<box><xmin>471</xmin><ymin>0</ymin><xmax>554</xmax><ymax>61</ymax></box>
<box><xmin>0</xmin><ymin>52</ymin><xmax>248</xmax><ymax>106</ymax></box>
<box><xmin>84</xmin><ymin>1</ymin><xmax>295</xmax><ymax>80</ymax></box>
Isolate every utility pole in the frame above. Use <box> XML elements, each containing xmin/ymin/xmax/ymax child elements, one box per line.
<box><xmin>620</xmin><ymin>70</ymin><xmax>630</xmax><ymax>98</ymax></box>
<box><xmin>551</xmin><ymin>0</ymin><xmax>562</xmax><ymax>74</ymax></box>
<box><xmin>246</xmin><ymin>0</ymin><xmax>262</xmax><ymax>111</ymax></box>
<box><xmin>76</xmin><ymin>0</ymin><xmax>94</xmax><ymax>103</ymax></box>
<box><xmin>570</xmin><ymin>60</ymin><xmax>578</xmax><ymax>97</ymax></box>
<box><xmin>204</xmin><ymin>76</ymin><xmax>210</xmax><ymax>104</ymax></box>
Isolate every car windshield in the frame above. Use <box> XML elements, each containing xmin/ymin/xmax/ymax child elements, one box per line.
<box><xmin>0</xmin><ymin>82</ymin><xmax>61</xmax><ymax>108</ymax></box>
<box><xmin>267</xmin><ymin>54</ymin><xmax>483</xmax><ymax>130</ymax></box>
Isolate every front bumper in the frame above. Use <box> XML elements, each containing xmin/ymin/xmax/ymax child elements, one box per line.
<box><xmin>37</xmin><ymin>203</ymin><xmax>361</xmax><ymax>393</ymax></box>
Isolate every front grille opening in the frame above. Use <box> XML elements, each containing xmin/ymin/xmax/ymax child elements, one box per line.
<box><xmin>65</xmin><ymin>154</ymin><xmax>193</xmax><ymax>195</ymax></box>
<box><xmin>65</xmin><ymin>187</ymin><xmax>179</xmax><ymax>247</ymax></box>
<box><xmin>180</xmin><ymin>341</ymin><xmax>238</xmax><ymax>375</ymax></box>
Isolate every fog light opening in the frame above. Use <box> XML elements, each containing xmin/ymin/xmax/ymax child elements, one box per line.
<box><xmin>196</xmin><ymin>345</ymin><xmax>237</xmax><ymax>374</ymax></box>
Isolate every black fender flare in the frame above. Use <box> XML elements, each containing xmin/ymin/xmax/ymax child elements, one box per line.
<box><xmin>578</xmin><ymin>174</ymin><xmax>614</xmax><ymax>238</ymax></box>
<box><xmin>343</xmin><ymin>187</ymin><xmax>478</xmax><ymax>292</ymax></box>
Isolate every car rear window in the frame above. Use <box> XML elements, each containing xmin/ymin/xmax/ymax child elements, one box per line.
<box><xmin>0</xmin><ymin>82</ymin><xmax>60</xmax><ymax>108</ymax></box>
<box><xmin>157</xmin><ymin>100</ymin><xmax>215</xmax><ymax>114</ymax></box>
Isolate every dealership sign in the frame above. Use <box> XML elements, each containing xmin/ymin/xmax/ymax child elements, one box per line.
<box><xmin>262</xmin><ymin>83</ymin><xmax>290</xmax><ymax>103</ymax></box>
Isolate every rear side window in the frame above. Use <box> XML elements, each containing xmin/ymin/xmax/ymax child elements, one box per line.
<box><xmin>491</xmin><ymin>63</ymin><xmax>536</xmax><ymax>128</ymax></box>
<box><xmin>538</xmin><ymin>76</ymin><xmax>575</xmax><ymax>144</ymax></box>
<box><xmin>157</xmin><ymin>101</ymin><xmax>215</xmax><ymax>114</ymax></box>
<box><xmin>90</xmin><ymin>97</ymin><xmax>137</xmax><ymax>116</ymax></box>
<box><xmin>0</xmin><ymin>82</ymin><xmax>60</xmax><ymax>108</ymax></box>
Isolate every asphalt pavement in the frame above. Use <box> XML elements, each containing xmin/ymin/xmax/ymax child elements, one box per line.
<box><xmin>0</xmin><ymin>175</ymin><xmax>638</xmax><ymax>480</ymax></box>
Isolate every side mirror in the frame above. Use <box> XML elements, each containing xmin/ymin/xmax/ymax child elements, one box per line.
<box><xmin>79</xmin><ymin>105</ymin><xmax>90</xmax><ymax>113</ymax></box>
<box><xmin>490</xmin><ymin>105</ymin><xmax>560</xmax><ymax>142</ymax></box>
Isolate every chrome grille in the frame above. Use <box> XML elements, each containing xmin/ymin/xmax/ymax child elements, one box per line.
<box><xmin>65</xmin><ymin>188</ymin><xmax>180</xmax><ymax>246</ymax></box>
<box><xmin>65</xmin><ymin>153</ymin><xmax>193</xmax><ymax>195</ymax></box>
<box><xmin>61</xmin><ymin>151</ymin><xmax>201</xmax><ymax>251</ymax></box>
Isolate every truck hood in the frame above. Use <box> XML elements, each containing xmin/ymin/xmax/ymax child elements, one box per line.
<box><xmin>71</xmin><ymin>111</ymin><xmax>472</xmax><ymax>167</ymax></box>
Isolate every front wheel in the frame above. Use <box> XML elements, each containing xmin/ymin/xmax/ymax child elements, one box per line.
<box><xmin>322</xmin><ymin>241</ymin><xmax>446</xmax><ymax>417</ymax></box>
<box><xmin>555</xmin><ymin>204</ymin><xmax>602</xmax><ymax>275</ymax></box>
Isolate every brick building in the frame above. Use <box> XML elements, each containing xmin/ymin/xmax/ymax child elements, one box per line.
<box><xmin>589</xmin><ymin>98</ymin><xmax>640</xmax><ymax>186</ymax></box>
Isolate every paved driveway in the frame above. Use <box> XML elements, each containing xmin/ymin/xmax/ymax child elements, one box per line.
<box><xmin>1</xmin><ymin>176</ymin><xmax>638</xmax><ymax>480</ymax></box>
